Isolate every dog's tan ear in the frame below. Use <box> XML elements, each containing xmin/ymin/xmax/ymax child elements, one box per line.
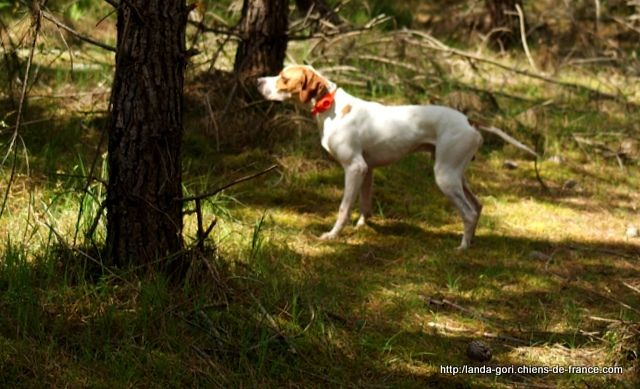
<box><xmin>299</xmin><ymin>70</ymin><xmax>325</xmax><ymax>104</ymax></box>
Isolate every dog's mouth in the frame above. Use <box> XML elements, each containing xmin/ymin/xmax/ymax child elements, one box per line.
<box><xmin>256</xmin><ymin>77</ymin><xmax>292</xmax><ymax>101</ymax></box>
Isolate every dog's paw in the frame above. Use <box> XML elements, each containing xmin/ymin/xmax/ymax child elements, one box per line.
<box><xmin>455</xmin><ymin>242</ymin><xmax>470</xmax><ymax>251</ymax></box>
<box><xmin>319</xmin><ymin>231</ymin><xmax>338</xmax><ymax>241</ymax></box>
<box><xmin>355</xmin><ymin>217</ymin><xmax>367</xmax><ymax>229</ymax></box>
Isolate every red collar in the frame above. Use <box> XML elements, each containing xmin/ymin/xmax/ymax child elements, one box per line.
<box><xmin>311</xmin><ymin>90</ymin><xmax>336</xmax><ymax>116</ymax></box>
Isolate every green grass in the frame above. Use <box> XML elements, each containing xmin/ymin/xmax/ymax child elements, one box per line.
<box><xmin>1</xmin><ymin>2</ymin><xmax>640</xmax><ymax>386</ymax></box>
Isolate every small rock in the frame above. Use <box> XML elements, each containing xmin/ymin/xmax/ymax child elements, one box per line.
<box><xmin>618</xmin><ymin>139</ymin><xmax>638</xmax><ymax>159</ymax></box>
<box><xmin>548</xmin><ymin>155</ymin><xmax>564</xmax><ymax>164</ymax></box>
<box><xmin>626</xmin><ymin>225</ymin><xmax>639</xmax><ymax>239</ymax></box>
<box><xmin>503</xmin><ymin>160</ymin><xmax>518</xmax><ymax>170</ymax></box>
<box><xmin>563</xmin><ymin>179</ymin><xmax>578</xmax><ymax>190</ymax></box>
<box><xmin>467</xmin><ymin>340</ymin><xmax>492</xmax><ymax>362</ymax></box>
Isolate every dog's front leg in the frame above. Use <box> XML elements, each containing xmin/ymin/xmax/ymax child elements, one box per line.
<box><xmin>320</xmin><ymin>158</ymin><xmax>368</xmax><ymax>240</ymax></box>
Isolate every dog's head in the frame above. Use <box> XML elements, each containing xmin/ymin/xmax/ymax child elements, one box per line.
<box><xmin>256</xmin><ymin>65</ymin><xmax>328</xmax><ymax>104</ymax></box>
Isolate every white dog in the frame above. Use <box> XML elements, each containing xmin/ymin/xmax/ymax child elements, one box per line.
<box><xmin>257</xmin><ymin>65</ymin><xmax>483</xmax><ymax>249</ymax></box>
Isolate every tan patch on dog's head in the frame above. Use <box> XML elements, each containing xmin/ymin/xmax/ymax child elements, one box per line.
<box><xmin>341</xmin><ymin>104</ymin><xmax>352</xmax><ymax>117</ymax></box>
<box><xmin>276</xmin><ymin>66</ymin><xmax>327</xmax><ymax>104</ymax></box>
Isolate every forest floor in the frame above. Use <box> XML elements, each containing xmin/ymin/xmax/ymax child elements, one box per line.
<box><xmin>1</xmin><ymin>2</ymin><xmax>640</xmax><ymax>387</ymax></box>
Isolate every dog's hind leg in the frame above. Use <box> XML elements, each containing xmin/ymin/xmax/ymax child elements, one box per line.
<box><xmin>462</xmin><ymin>178</ymin><xmax>482</xmax><ymax>243</ymax></box>
<box><xmin>356</xmin><ymin>168</ymin><xmax>373</xmax><ymax>228</ymax></box>
<box><xmin>433</xmin><ymin>131</ymin><xmax>482</xmax><ymax>249</ymax></box>
<box><xmin>434</xmin><ymin>165</ymin><xmax>478</xmax><ymax>250</ymax></box>
<box><xmin>462</xmin><ymin>178</ymin><xmax>482</xmax><ymax>213</ymax></box>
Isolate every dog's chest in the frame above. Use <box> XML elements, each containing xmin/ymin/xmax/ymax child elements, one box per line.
<box><xmin>319</xmin><ymin>117</ymin><xmax>338</xmax><ymax>154</ymax></box>
<box><xmin>318</xmin><ymin>108</ymin><xmax>359</xmax><ymax>158</ymax></box>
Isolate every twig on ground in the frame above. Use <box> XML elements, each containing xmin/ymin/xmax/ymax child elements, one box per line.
<box><xmin>611</xmin><ymin>16</ymin><xmax>640</xmax><ymax>35</ymax></box>
<box><xmin>622</xmin><ymin>281</ymin><xmax>640</xmax><ymax>295</ymax></box>
<box><xmin>425</xmin><ymin>296</ymin><xmax>501</xmax><ymax>328</ymax></box>
<box><xmin>573</xmin><ymin>278</ymin><xmax>640</xmax><ymax>316</ymax></box>
<box><xmin>191</xmin><ymin>346</ymin><xmax>228</xmax><ymax>387</ymax></box>
<box><xmin>251</xmin><ymin>293</ymin><xmax>298</xmax><ymax>354</ymax></box>
<box><xmin>482</xmin><ymin>331</ymin><xmax>530</xmax><ymax>345</ymax></box>
<box><xmin>587</xmin><ymin>315</ymin><xmax>628</xmax><ymax>324</ymax></box>
<box><xmin>534</xmin><ymin>158</ymin><xmax>550</xmax><ymax>192</ymax></box>
<box><xmin>566</xmin><ymin>244</ymin><xmax>640</xmax><ymax>260</ymax></box>
<box><xmin>425</xmin><ymin>299</ymin><xmax>530</xmax><ymax>345</ymax></box>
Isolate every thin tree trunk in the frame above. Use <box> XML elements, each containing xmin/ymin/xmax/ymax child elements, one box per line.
<box><xmin>234</xmin><ymin>0</ymin><xmax>288</xmax><ymax>81</ymax></box>
<box><xmin>485</xmin><ymin>0</ymin><xmax>523</xmax><ymax>49</ymax></box>
<box><xmin>107</xmin><ymin>1</ymin><xmax>188</xmax><ymax>275</ymax></box>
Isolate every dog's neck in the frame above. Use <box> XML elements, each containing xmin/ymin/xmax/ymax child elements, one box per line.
<box><xmin>311</xmin><ymin>80</ymin><xmax>343</xmax><ymax>116</ymax></box>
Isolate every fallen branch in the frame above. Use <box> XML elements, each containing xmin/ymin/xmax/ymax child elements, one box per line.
<box><xmin>566</xmin><ymin>244</ymin><xmax>640</xmax><ymax>260</ymax></box>
<box><xmin>482</xmin><ymin>331</ymin><xmax>529</xmax><ymax>345</ymax></box>
<box><xmin>622</xmin><ymin>281</ymin><xmax>640</xmax><ymax>295</ymax></box>
<box><xmin>424</xmin><ymin>296</ymin><xmax>501</xmax><ymax>328</ymax></box>
<box><xmin>251</xmin><ymin>294</ymin><xmax>298</xmax><ymax>355</ymax></box>
<box><xmin>404</xmin><ymin>30</ymin><xmax>632</xmax><ymax>105</ymax></box>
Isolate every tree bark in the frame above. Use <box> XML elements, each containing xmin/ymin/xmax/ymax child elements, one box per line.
<box><xmin>107</xmin><ymin>1</ymin><xmax>187</xmax><ymax>274</ymax></box>
<box><xmin>234</xmin><ymin>0</ymin><xmax>288</xmax><ymax>81</ymax></box>
<box><xmin>485</xmin><ymin>0</ymin><xmax>524</xmax><ymax>49</ymax></box>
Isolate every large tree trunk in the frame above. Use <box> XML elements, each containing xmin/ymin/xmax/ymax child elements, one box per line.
<box><xmin>485</xmin><ymin>0</ymin><xmax>524</xmax><ymax>49</ymax></box>
<box><xmin>107</xmin><ymin>1</ymin><xmax>188</xmax><ymax>274</ymax></box>
<box><xmin>234</xmin><ymin>0</ymin><xmax>288</xmax><ymax>81</ymax></box>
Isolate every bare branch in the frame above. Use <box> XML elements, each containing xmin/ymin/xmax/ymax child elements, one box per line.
<box><xmin>177</xmin><ymin>165</ymin><xmax>279</xmax><ymax>203</ymax></box>
<box><xmin>0</xmin><ymin>9</ymin><xmax>42</xmax><ymax>219</ymax></box>
<box><xmin>404</xmin><ymin>30</ymin><xmax>633</xmax><ymax>106</ymax></box>
<box><xmin>515</xmin><ymin>4</ymin><xmax>538</xmax><ymax>72</ymax></box>
<box><xmin>41</xmin><ymin>11</ymin><xmax>116</xmax><ymax>52</ymax></box>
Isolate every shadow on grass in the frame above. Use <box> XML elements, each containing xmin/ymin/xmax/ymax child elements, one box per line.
<box><xmin>225</xmin><ymin>224</ymin><xmax>639</xmax><ymax>387</ymax></box>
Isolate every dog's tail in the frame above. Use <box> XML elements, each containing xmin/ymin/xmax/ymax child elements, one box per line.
<box><xmin>473</xmin><ymin>124</ymin><xmax>548</xmax><ymax>190</ymax></box>
<box><xmin>475</xmin><ymin>125</ymin><xmax>539</xmax><ymax>159</ymax></box>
